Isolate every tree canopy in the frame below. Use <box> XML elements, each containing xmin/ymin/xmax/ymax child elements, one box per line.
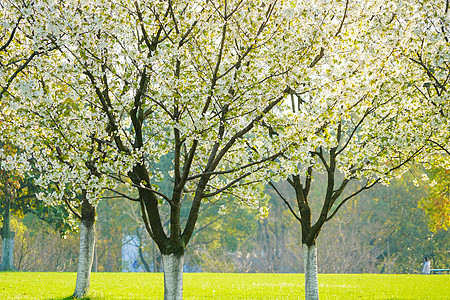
<box><xmin>1</xmin><ymin>0</ymin><xmax>450</xmax><ymax>299</ymax></box>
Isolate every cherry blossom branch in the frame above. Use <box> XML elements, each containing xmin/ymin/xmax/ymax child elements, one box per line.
<box><xmin>211</xmin><ymin>92</ymin><xmax>287</xmax><ymax>171</ymax></box>
<box><xmin>0</xmin><ymin>50</ymin><xmax>40</xmax><ymax>100</ymax></box>
<box><xmin>429</xmin><ymin>139</ymin><xmax>450</xmax><ymax>155</ymax></box>
<box><xmin>335</xmin><ymin>0</ymin><xmax>349</xmax><ymax>37</ymax></box>
<box><xmin>0</xmin><ymin>15</ymin><xmax>22</xmax><ymax>52</ymax></box>
<box><xmin>187</xmin><ymin>150</ymin><xmax>284</xmax><ymax>181</ymax></box>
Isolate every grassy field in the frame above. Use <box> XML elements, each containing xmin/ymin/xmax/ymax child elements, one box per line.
<box><xmin>0</xmin><ymin>272</ymin><xmax>449</xmax><ymax>299</ymax></box>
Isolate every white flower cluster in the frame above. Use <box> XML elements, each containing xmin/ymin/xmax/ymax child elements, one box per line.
<box><xmin>1</xmin><ymin>0</ymin><xmax>448</xmax><ymax>218</ymax></box>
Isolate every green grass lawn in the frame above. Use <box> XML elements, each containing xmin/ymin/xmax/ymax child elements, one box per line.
<box><xmin>0</xmin><ymin>272</ymin><xmax>449</xmax><ymax>299</ymax></box>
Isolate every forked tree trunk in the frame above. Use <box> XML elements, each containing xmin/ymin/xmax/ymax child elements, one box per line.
<box><xmin>73</xmin><ymin>199</ymin><xmax>96</xmax><ymax>298</ymax></box>
<box><xmin>303</xmin><ymin>243</ymin><xmax>319</xmax><ymax>300</ymax></box>
<box><xmin>0</xmin><ymin>199</ymin><xmax>16</xmax><ymax>271</ymax></box>
<box><xmin>162</xmin><ymin>254</ymin><xmax>184</xmax><ymax>300</ymax></box>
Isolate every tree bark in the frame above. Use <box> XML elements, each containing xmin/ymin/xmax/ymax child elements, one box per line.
<box><xmin>162</xmin><ymin>254</ymin><xmax>184</xmax><ymax>300</ymax></box>
<box><xmin>73</xmin><ymin>220</ymin><xmax>95</xmax><ymax>298</ymax></box>
<box><xmin>155</xmin><ymin>246</ymin><xmax>162</xmax><ymax>272</ymax></box>
<box><xmin>0</xmin><ymin>199</ymin><xmax>16</xmax><ymax>271</ymax></box>
<box><xmin>0</xmin><ymin>233</ymin><xmax>15</xmax><ymax>271</ymax></box>
<box><xmin>73</xmin><ymin>199</ymin><xmax>96</xmax><ymax>298</ymax></box>
<box><xmin>303</xmin><ymin>243</ymin><xmax>319</xmax><ymax>300</ymax></box>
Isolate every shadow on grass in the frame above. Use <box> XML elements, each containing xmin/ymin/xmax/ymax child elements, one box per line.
<box><xmin>46</xmin><ymin>296</ymin><xmax>92</xmax><ymax>300</ymax></box>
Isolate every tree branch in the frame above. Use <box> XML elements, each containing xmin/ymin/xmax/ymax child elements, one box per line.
<box><xmin>103</xmin><ymin>187</ymin><xmax>140</xmax><ymax>202</ymax></box>
<box><xmin>139</xmin><ymin>198</ymin><xmax>155</xmax><ymax>240</ymax></box>
<box><xmin>326</xmin><ymin>179</ymin><xmax>380</xmax><ymax>222</ymax></box>
<box><xmin>187</xmin><ymin>150</ymin><xmax>283</xmax><ymax>181</ymax></box>
<box><xmin>269</xmin><ymin>181</ymin><xmax>302</xmax><ymax>224</ymax></box>
<box><xmin>0</xmin><ymin>15</ymin><xmax>22</xmax><ymax>53</ymax></box>
<box><xmin>0</xmin><ymin>50</ymin><xmax>41</xmax><ymax>100</ymax></box>
<box><xmin>62</xmin><ymin>195</ymin><xmax>82</xmax><ymax>220</ymax></box>
<box><xmin>334</xmin><ymin>0</ymin><xmax>349</xmax><ymax>37</ymax></box>
<box><xmin>202</xmin><ymin>171</ymin><xmax>253</xmax><ymax>198</ymax></box>
<box><xmin>429</xmin><ymin>139</ymin><xmax>450</xmax><ymax>155</ymax></box>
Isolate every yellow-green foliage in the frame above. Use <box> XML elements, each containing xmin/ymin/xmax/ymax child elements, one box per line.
<box><xmin>0</xmin><ymin>273</ymin><xmax>449</xmax><ymax>299</ymax></box>
<box><xmin>420</xmin><ymin>168</ymin><xmax>450</xmax><ymax>232</ymax></box>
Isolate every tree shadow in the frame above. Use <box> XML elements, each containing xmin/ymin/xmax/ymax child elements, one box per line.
<box><xmin>45</xmin><ymin>296</ymin><xmax>91</xmax><ymax>300</ymax></box>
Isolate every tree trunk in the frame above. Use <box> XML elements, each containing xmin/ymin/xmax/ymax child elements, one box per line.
<box><xmin>0</xmin><ymin>232</ymin><xmax>15</xmax><ymax>271</ymax></box>
<box><xmin>139</xmin><ymin>244</ymin><xmax>151</xmax><ymax>272</ymax></box>
<box><xmin>303</xmin><ymin>243</ymin><xmax>319</xmax><ymax>300</ymax></box>
<box><xmin>155</xmin><ymin>248</ymin><xmax>162</xmax><ymax>272</ymax></box>
<box><xmin>0</xmin><ymin>199</ymin><xmax>16</xmax><ymax>271</ymax></box>
<box><xmin>162</xmin><ymin>254</ymin><xmax>184</xmax><ymax>300</ymax></box>
<box><xmin>92</xmin><ymin>244</ymin><xmax>98</xmax><ymax>272</ymax></box>
<box><xmin>73</xmin><ymin>197</ymin><xmax>96</xmax><ymax>298</ymax></box>
<box><xmin>73</xmin><ymin>220</ymin><xmax>95</xmax><ymax>298</ymax></box>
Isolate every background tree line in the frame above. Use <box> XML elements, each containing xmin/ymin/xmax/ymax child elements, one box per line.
<box><xmin>2</xmin><ymin>167</ymin><xmax>448</xmax><ymax>274</ymax></box>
